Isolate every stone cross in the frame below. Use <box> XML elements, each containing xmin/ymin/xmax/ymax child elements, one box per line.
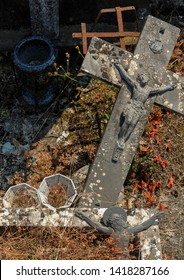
<box><xmin>78</xmin><ymin>15</ymin><xmax>184</xmax><ymax>208</ymax></box>
<box><xmin>29</xmin><ymin>0</ymin><xmax>59</xmax><ymax>40</ymax></box>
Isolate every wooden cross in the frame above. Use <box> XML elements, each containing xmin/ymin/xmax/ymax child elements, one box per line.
<box><xmin>77</xmin><ymin>15</ymin><xmax>184</xmax><ymax>208</ymax></box>
<box><xmin>72</xmin><ymin>6</ymin><xmax>140</xmax><ymax>54</ymax></box>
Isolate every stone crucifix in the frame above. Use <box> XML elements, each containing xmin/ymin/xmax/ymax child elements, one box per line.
<box><xmin>112</xmin><ymin>63</ymin><xmax>176</xmax><ymax>162</ymax></box>
<box><xmin>78</xmin><ymin>15</ymin><xmax>183</xmax><ymax>208</ymax></box>
<box><xmin>75</xmin><ymin>206</ymin><xmax>167</xmax><ymax>257</ymax></box>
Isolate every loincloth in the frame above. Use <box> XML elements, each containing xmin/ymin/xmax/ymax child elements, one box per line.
<box><xmin>124</xmin><ymin>100</ymin><xmax>145</xmax><ymax>124</ymax></box>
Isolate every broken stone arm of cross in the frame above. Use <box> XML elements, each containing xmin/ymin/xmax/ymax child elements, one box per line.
<box><xmin>128</xmin><ymin>211</ymin><xmax>168</xmax><ymax>234</ymax></box>
<box><xmin>149</xmin><ymin>83</ymin><xmax>177</xmax><ymax>97</ymax></box>
<box><xmin>75</xmin><ymin>211</ymin><xmax>113</xmax><ymax>235</ymax></box>
<box><xmin>114</xmin><ymin>63</ymin><xmax>135</xmax><ymax>88</ymax></box>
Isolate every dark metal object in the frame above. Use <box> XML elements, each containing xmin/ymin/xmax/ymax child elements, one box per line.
<box><xmin>112</xmin><ymin>63</ymin><xmax>176</xmax><ymax>162</ymax></box>
<box><xmin>12</xmin><ymin>35</ymin><xmax>57</xmax><ymax>106</ymax></box>
<box><xmin>72</xmin><ymin>6</ymin><xmax>140</xmax><ymax>54</ymax></box>
<box><xmin>75</xmin><ymin>206</ymin><xmax>168</xmax><ymax>255</ymax></box>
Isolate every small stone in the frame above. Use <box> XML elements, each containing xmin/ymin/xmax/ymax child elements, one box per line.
<box><xmin>2</xmin><ymin>142</ymin><xmax>15</xmax><ymax>155</ymax></box>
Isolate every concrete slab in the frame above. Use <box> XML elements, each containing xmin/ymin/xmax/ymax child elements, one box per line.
<box><xmin>78</xmin><ymin>16</ymin><xmax>180</xmax><ymax>208</ymax></box>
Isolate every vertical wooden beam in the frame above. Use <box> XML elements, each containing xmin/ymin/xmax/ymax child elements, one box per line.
<box><xmin>81</xmin><ymin>23</ymin><xmax>88</xmax><ymax>54</ymax></box>
<box><xmin>116</xmin><ymin>7</ymin><xmax>125</xmax><ymax>49</ymax></box>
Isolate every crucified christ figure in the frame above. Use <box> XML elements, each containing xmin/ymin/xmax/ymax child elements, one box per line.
<box><xmin>112</xmin><ymin>63</ymin><xmax>176</xmax><ymax>162</ymax></box>
<box><xmin>75</xmin><ymin>206</ymin><xmax>167</xmax><ymax>258</ymax></box>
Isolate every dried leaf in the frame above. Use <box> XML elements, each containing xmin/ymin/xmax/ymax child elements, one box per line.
<box><xmin>139</xmin><ymin>145</ymin><xmax>150</xmax><ymax>153</ymax></box>
<box><xmin>154</xmin><ymin>155</ymin><xmax>169</xmax><ymax>170</ymax></box>
<box><xmin>155</xmin><ymin>136</ymin><xmax>162</xmax><ymax>145</ymax></box>
<box><xmin>135</xmin><ymin>183</ymin><xmax>142</xmax><ymax>190</ymax></box>
<box><xmin>148</xmin><ymin>180</ymin><xmax>162</xmax><ymax>193</ymax></box>
<box><xmin>166</xmin><ymin>143</ymin><xmax>172</xmax><ymax>152</ymax></box>
<box><xmin>135</xmin><ymin>180</ymin><xmax>147</xmax><ymax>190</ymax></box>
<box><xmin>166</xmin><ymin>176</ymin><xmax>174</xmax><ymax>188</ymax></box>
<box><xmin>141</xmin><ymin>180</ymin><xmax>147</xmax><ymax>189</ymax></box>
<box><xmin>148</xmin><ymin>125</ymin><xmax>159</xmax><ymax>139</ymax></box>
<box><xmin>159</xmin><ymin>203</ymin><xmax>169</xmax><ymax>211</ymax></box>
<box><xmin>144</xmin><ymin>191</ymin><xmax>156</xmax><ymax>204</ymax></box>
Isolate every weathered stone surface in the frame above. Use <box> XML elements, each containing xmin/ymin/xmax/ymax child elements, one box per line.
<box><xmin>81</xmin><ymin>36</ymin><xmax>132</xmax><ymax>87</ymax></box>
<box><xmin>79</xmin><ymin>16</ymin><xmax>180</xmax><ymax>208</ymax></box>
<box><xmin>81</xmin><ymin>36</ymin><xmax>184</xmax><ymax>116</ymax></box>
<box><xmin>29</xmin><ymin>0</ymin><xmax>59</xmax><ymax>39</ymax></box>
<box><xmin>155</xmin><ymin>71</ymin><xmax>184</xmax><ymax>115</ymax></box>
<box><xmin>127</xmin><ymin>208</ymin><xmax>163</xmax><ymax>260</ymax></box>
<box><xmin>138</xmin><ymin>209</ymin><xmax>163</xmax><ymax>260</ymax></box>
<box><xmin>140</xmin><ymin>225</ymin><xmax>162</xmax><ymax>260</ymax></box>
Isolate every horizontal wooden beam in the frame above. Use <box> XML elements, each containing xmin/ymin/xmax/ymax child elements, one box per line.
<box><xmin>72</xmin><ymin>31</ymin><xmax>140</xmax><ymax>38</ymax></box>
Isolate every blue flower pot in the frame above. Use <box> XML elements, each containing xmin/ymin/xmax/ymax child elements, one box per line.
<box><xmin>12</xmin><ymin>35</ymin><xmax>57</xmax><ymax>106</ymax></box>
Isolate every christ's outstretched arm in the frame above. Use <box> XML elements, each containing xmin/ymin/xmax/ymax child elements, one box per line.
<box><xmin>114</xmin><ymin>63</ymin><xmax>135</xmax><ymax>88</ymax></box>
<box><xmin>149</xmin><ymin>84</ymin><xmax>176</xmax><ymax>97</ymax></box>
<box><xmin>75</xmin><ymin>211</ymin><xmax>113</xmax><ymax>235</ymax></box>
<box><xmin>128</xmin><ymin>211</ymin><xmax>168</xmax><ymax>234</ymax></box>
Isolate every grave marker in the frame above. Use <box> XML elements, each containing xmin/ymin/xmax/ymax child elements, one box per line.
<box><xmin>29</xmin><ymin>0</ymin><xmax>59</xmax><ymax>40</ymax></box>
<box><xmin>78</xmin><ymin>16</ymin><xmax>183</xmax><ymax>208</ymax></box>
